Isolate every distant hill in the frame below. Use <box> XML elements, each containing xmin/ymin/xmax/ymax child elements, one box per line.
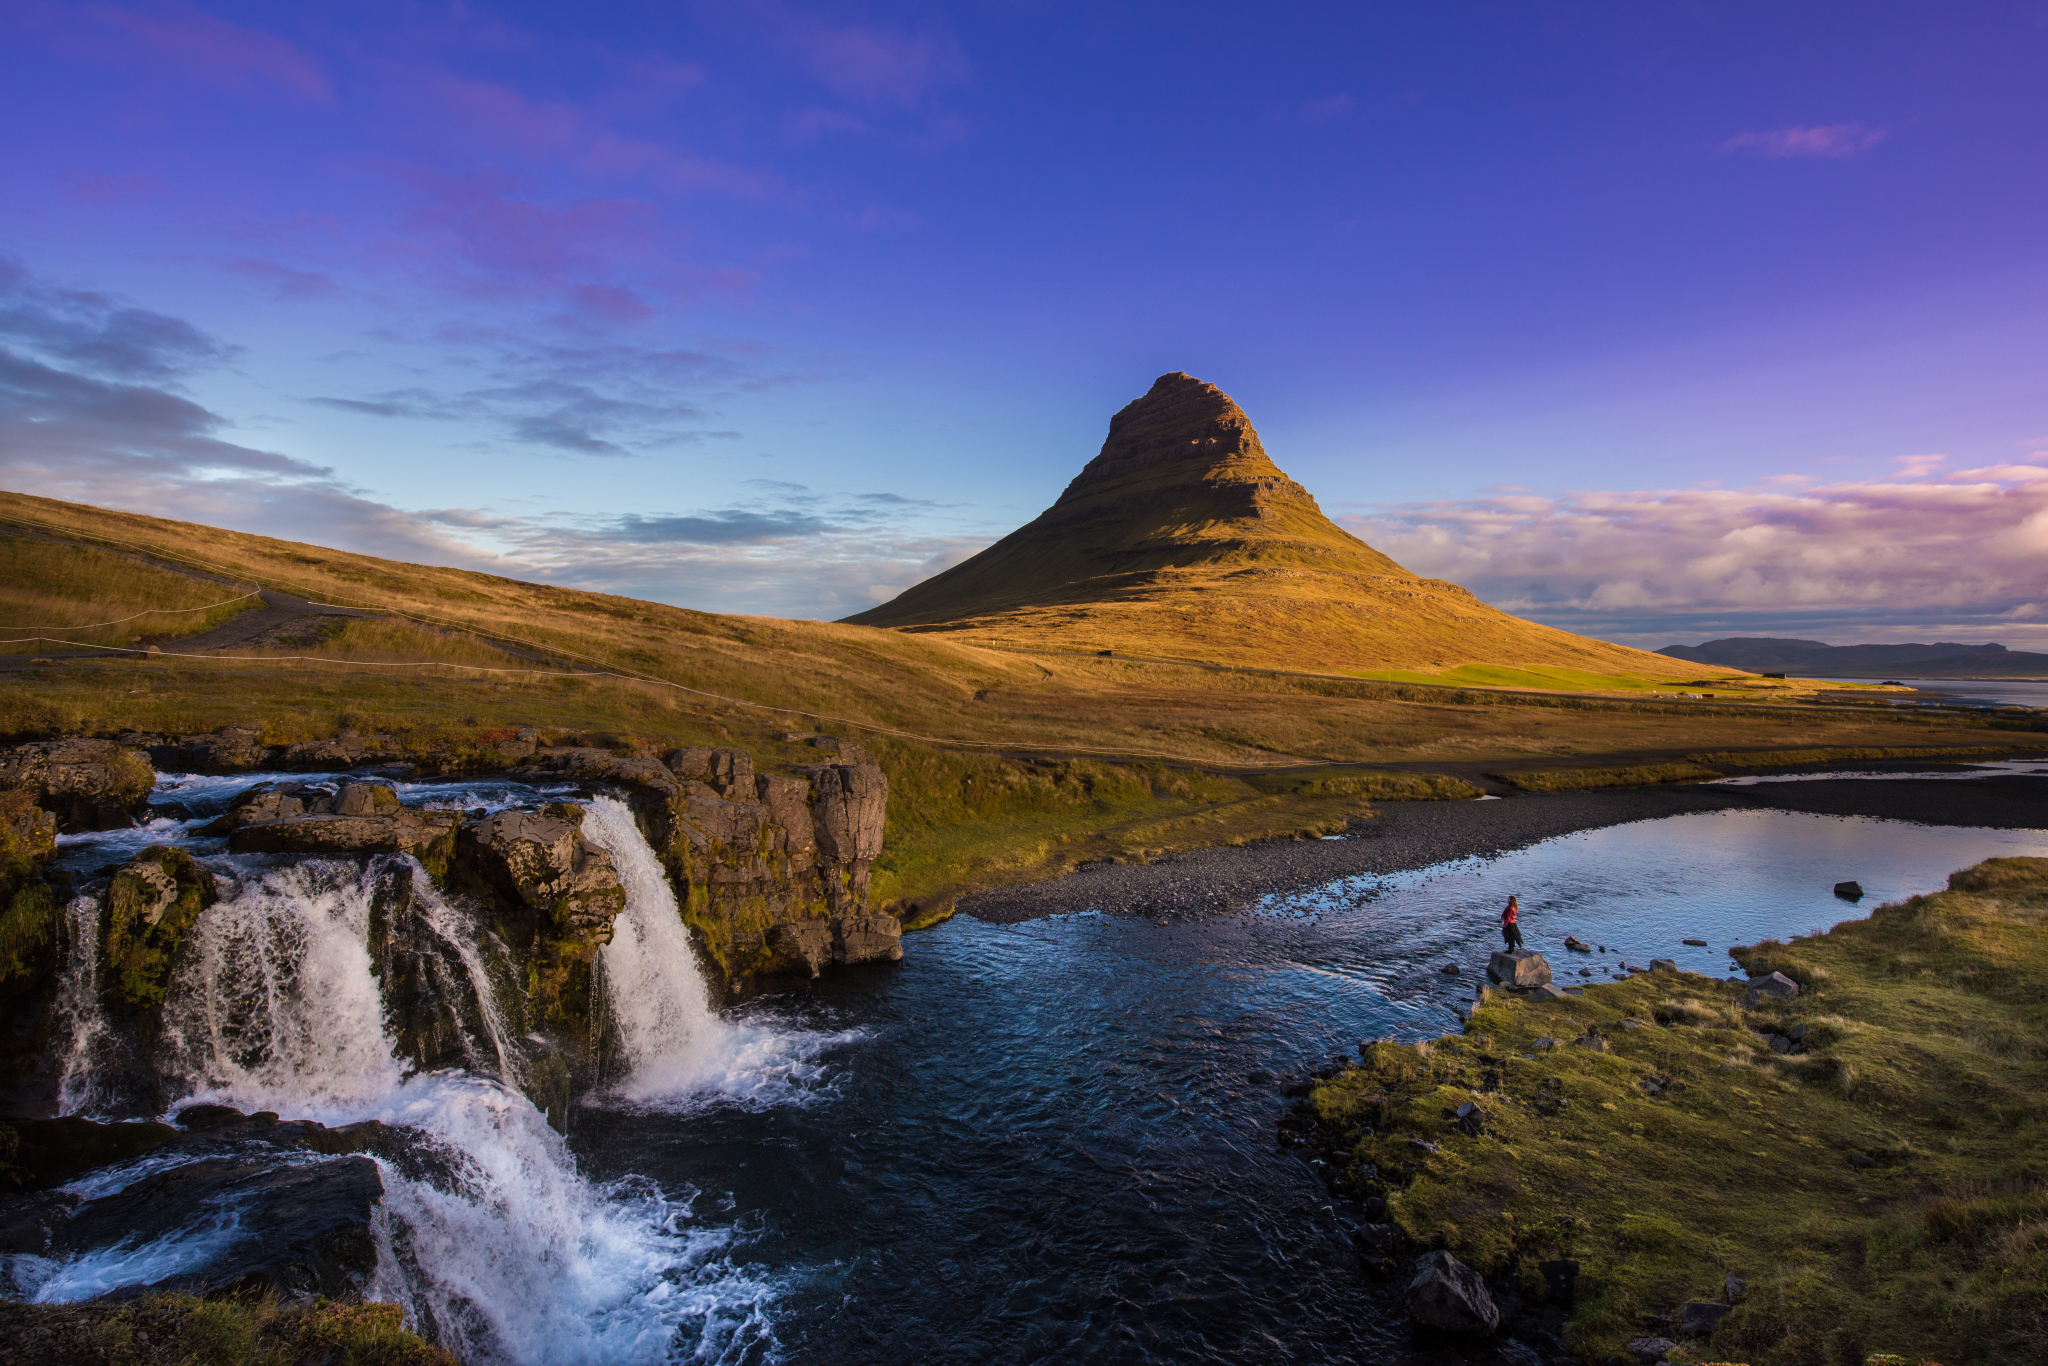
<box><xmin>846</xmin><ymin>373</ymin><xmax>1702</xmax><ymax>684</ymax></box>
<box><xmin>1659</xmin><ymin>637</ymin><xmax>2048</xmax><ymax>678</ymax></box>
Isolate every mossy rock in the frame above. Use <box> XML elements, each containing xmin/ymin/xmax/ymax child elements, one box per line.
<box><xmin>104</xmin><ymin>845</ymin><xmax>217</xmax><ymax>1014</ymax></box>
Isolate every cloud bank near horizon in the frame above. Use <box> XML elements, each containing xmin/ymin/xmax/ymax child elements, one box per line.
<box><xmin>1338</xmin><ymin>463</ymin><xmax>2048</xmax><ymax>651</ymax></box>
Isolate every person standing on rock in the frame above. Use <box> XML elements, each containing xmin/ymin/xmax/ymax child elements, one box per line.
<box><xmin>1501</xmin><ymin>896</ymin><xmax>1524</xmax><ymax>951</ymax></box>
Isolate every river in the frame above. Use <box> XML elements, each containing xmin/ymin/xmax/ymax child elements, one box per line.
<box><xmin>26</xmin><ymin>777</ymin><xmax>2048</xmax><ymax>1364</ymax></box>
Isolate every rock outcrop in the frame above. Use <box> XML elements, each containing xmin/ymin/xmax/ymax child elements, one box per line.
<box><xmin>0</xmin><ymin>740</ymin><xmax>154</xmax><ymax>833</ymax></box>
<box><xmin>227</xmin><ymin>783</ymin><xmax>461</xmax><ymax>868</ymax></box>
<box><xmin>457</xmin><ymin>805</ymin><xmax>625</xmax><ymax>939</ymax></box>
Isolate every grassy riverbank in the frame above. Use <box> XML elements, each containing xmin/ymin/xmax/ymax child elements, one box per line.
<box><xmin>0</xmin><ymin>1293</ymin><xmax>454</xmax><ymax>1365</ymax></box>
<box><xmin>1306</xmin><ymin>856</ymin><xmax>2048</xmax><ymax>1364</ymax></box>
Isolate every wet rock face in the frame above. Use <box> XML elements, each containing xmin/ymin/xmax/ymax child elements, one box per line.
<box><xmin>0</xmin><ymin>740</ymin><xmax>154</xmax><ymax>833</ymax></box>
<box><xmin>514</xmin><ymin>742</ymin><xmax>896</xmax><ymax>982</ymax></box>
<box><xmin>0</xmin><ymin>1110</ymin><xmax>403</xmax><ymax>1301</ymax></box>
<box><xmin>457</xmin><ymin>806</ymin><xmax>625</xmax><ymax>938</ymax></box>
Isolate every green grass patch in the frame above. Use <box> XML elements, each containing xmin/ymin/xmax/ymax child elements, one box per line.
<box><xmin>1490</xmin><ymin>762</ymin><xmax>1723</xmax><ymax>792</ymax></box>
<box><xmin>1308</xmin><ymin>856</ymin><xmax>2048</xmax><ymax>1365</ymax></box>
<box><xmin>0</xmin><ymin>1292</ymin><xmax>455</xmax><ymax>1365</ymax></box>
<box><xmin>1245</xmin><ymin>767</ymin><xmax>1482</xmax><ymax>801</ymax></box>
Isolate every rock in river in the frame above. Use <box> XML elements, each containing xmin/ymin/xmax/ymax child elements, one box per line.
<box><xmin>1405</xmin><ymin>1249</ymin><xmax>1499</xmax><ymax>1334</ymax></box>
<box><xmin>1486</xmin><ymin>948</ymin><xmax>1552</xmax><ymax>989</ymax></box>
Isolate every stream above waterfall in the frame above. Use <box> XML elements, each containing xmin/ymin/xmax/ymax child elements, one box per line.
<box><xmin>22</xmin><ymin>775</ymin><xmax>2048</xmax><ymax>1365</ymax></box>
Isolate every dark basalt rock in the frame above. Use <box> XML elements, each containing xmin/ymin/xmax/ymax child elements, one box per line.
<box><xmin>102</xmin><ymin>847</ymin><xmax>218</xmax><ymax>1014</ymax></box>
<box><xmin>0</xmin><ymin>740</ymin><xmax>154</xmax><ymax>833</ymax></box>
<box><xmin>228</xmin><ymin>783</ymin><xmax>461</xmax><ymax>864</ymax></box>
<box><xmin>53</xmin><ymin>1154</ymin><xmax>383</xmax><ymax>1300</ymax></box>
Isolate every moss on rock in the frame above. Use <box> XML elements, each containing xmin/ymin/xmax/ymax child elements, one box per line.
<box><xmin>103</xmin><ymin>846</ymin><xmax>217</xmax><ymax>1014</ymax></box>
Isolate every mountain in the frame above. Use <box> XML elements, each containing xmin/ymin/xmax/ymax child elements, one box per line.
<box><xmin>845</xmin><ymin>372</ymin><xmax>1703</xmax><ymax>683</ymax></box>
<box><xmin>1660</xmin><ymin>637</ymin><xmax>2048</xmax><ymax>678</ymax></box>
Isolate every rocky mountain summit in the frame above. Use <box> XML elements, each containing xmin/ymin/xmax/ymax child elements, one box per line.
<box><xmin>846</xmin><ymin>372</ymin><xmax>1698</xmax><ymax>681</ymax></box>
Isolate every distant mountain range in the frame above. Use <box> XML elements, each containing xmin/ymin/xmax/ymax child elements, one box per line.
<box><xmin>1658</xmin><ymin>637</ymin><xmax>2048</xmax><ymax>677</ymax></box>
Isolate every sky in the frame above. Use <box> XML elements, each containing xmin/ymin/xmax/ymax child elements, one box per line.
<box><xmin>3</xmin><ymin>0</ymin><xmax>2046</xmax><ymax>651</ymax></box>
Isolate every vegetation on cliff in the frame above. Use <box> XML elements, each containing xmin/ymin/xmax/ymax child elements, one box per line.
<box><xmin>1303</xmin><ymin>856</ymin><xmax>2048</xmax><ymax>1365</ymax></box>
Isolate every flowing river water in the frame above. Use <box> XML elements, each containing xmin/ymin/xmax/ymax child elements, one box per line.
<box><xmin>26</xmin><ymin>775</ymin><xmax>2048</xmax><ymax>1364</ymax></box>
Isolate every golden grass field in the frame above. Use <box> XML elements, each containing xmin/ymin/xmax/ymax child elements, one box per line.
<box><xmin>2</xmin><ymin>487</ymin><xmax>2041</xmax><ymax>913</ymax></box>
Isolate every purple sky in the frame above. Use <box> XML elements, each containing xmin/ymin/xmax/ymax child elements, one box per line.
<box><xmin>4</xmin><ymin>1</ymin><xmax>2045</xmax><ymax>649</ymax></box>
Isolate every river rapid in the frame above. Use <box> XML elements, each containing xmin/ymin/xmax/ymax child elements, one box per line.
<box><xmin>28</xmin><ymin>776</ymin><xmax>2048</xmax><ymax>1365</ymax></box>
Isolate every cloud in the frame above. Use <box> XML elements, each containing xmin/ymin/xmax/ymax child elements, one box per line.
<box><xmin>1340</xmin><ymin>464</ymin><xmax>2048</xmax><ymax>648</ymax></box>
<box><xmin>220</xmin><ymin>257</ymin><xmax>340</xmax><ymax>298</ymax></box>
<box><xmin>773</xmin><ymin>14</ymin><xmax>970</xmax><ymax>110</ymax></box>
<box><xmin>617</xmin><ymin>509</ymin><xmax>839</xmax><ymax>543</ymax></box>
<box><xmin>1722</xmin><ymin>123</ymin><xmax>1886</xmax><ymax>159</ymax></box>
<box><xmin>0</xmin><ymin>259</ymin><xmax>237</xmax><ymax>381</ymax></box>
<box><xmin>23</xmin><ymin>3</ymin><xmax>331</xmax><ymax>103</ymax></box>
<box><xmin>1299</xmin><ymin>93</ymin><xmax>1353</xmax><ymax>124</ymax></box>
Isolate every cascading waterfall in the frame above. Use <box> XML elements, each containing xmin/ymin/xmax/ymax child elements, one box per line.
<box><xmin>53</xmin><ymin>893</ymin><xmax>114</xmax><ymax>1116</ymax></box>
<box><xmin>582</xmin><ymin>796</ymin><xmax>854</xmax><ymax>1108</ymax></box>
<box><xmin>43</xmin><ymin>789</ymin><xmax>820</xmax><ymax>1365</ymax></box>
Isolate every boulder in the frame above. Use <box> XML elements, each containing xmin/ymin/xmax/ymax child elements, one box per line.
<box><xmin>1725</xmin><ymin>1273</ymin><xmax>1745</xmax><ymax>1302</ymax></box>
<box><xmin>1438</xmin><ymin>963</ymin><xmax>1460</xmax><ymax>975</ymax></box>
<box><xmin>1682</xmin><ymin>938</ymin><xmax>1708</xmax><ymax>947</ymax></box>
<box><xmin>1571</xmin><ymin>1028</ymin><xmax>1609</xmax><ymax>1053</ymax></box>
<box><xmin>1405</xmin><ymin>1249</ymin><xmax>1500</xmax><ymax>1334</ymax></box>
<box><xmin>1649</xmin><ymin>958</ymin><xmax>1678</xmax><ymax>973</ymax></box>
<box><xmin>1746</xmin><ymin>971</ymin><xmax>1800</xmax><ymax>1004</ymax></box>
<box><xmin>0</xmin><ymin>739</ymin><xmax>154</xmax><ymax>832</ymax></box>
<box><xmin>49</xmin><ymin>1153</ymin><xmax>383</xmax><ymax>1299</ymax></box>
<box><xmin>1678</xmin><ymin>1300</ymin><xmax>1731</xmax><ymax>1335</ymax></box>
<box><xmin>1486</xmin><ymin>948</ymin><xmax>1552</xmax><ymax>989</ymax></box>
<box><xmin>103</xmin><ymin>846</ymin><xmax>218</xmax><ymax>1012</ymax></box>
<box><xmin>1529</xmin><ymin>983</ymin><xmax>1569</xmax><ymax>1000</ymax></box>
<box><xmin>1833</xmin><ymin>880</ymin><xmax>1864</xmax><ymax>901</ymax></box>
<box><xmin>1626</xmin><ymin>1336</ymin><xmax>1678</xmax><ymax>1363</ymax></box>
<box><xmin>229</xmin><ymin>783</ymin><xmax>460</xmax><ymax>861</ymax></box>
<box><xmin>1563</xmin><ymin>935</ymin><xmax>1592</xmax><ymax>953</ymax></box>
<box><xmin>456</xmin><ymin>807</ymin><xmax>625</xmax><ymax>937</ymax></box>
<box><xmin>221</xmin><ymin>780</ymin><xmax>337</xmax><ymax>828</ymax></box>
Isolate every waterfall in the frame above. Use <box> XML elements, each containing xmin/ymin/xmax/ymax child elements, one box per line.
<box><xmin>45</xmin><ymin>837</ymin><xmax>783</xmax><ymax>1362</ymax></box>
<box><xmin>54</xmin><ymin>893</ymin><xmax>115</xmax><ymax>1116</ymax></box>
<box><xmin>582</xmin><ymin>796</ymin><xmax>855</xmax><ymax>1108</ymax></box>
<box><xmin>33</xmin><ymin>776</ymin><xmax>872</xmax><ymax>1361</ymax></box>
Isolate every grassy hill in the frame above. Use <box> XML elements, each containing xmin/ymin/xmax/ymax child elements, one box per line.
<box><xmin>1</xmin><ymin>486</ymin><xmax>2034</xmax><ymax>914</ymax></box>
<box><xmin>847</xmin><ymin>373</ymin><xmax>1705</xmax><ymax>687</ymax></box>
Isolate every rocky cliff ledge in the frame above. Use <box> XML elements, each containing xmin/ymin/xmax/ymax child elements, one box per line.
<box><xmin>0</xmin><ymin>729</ymin><xmax>897</xmax><ymax>1123</ymax></box>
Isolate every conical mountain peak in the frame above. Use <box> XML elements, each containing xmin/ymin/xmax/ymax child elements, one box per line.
<box><xmin>843</xmin><ymin>375</ymin><xmax>1691</xmax><ymax>687</ymax></box>
<box><xmin>1062</xmin><ymin>372</ymin><xmax>1272</xmax><ymax>492</ymax></box>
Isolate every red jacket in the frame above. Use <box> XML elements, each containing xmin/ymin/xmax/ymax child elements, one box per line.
<box><xmin>1501</xmin><ymin>903</ymin><xmax>1518</xmax><ymax>925</ymax></box>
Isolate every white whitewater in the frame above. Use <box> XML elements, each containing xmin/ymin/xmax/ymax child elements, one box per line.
<box><xmin>50</xmin><ymin>812</ymin><xmax>797</xmax><ymax>1364</ymax></box>
<box><xmin>53</xmin><ymin>893</ymin><xmax>114</xmax><ymax>1116</ymax></box>
<box><xmin>582</xmin><ymin>796</ymin><xmax>851</xmax><ymax>1108</ymax></box>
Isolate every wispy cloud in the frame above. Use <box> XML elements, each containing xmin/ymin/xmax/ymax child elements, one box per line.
<box><xmin>19</xmin><ymin>1</ymin><xmax>332</xmax><ymax>103</ymax></box>
<box><xmin>1341</xmin><ymin>463</ymin><xmax>2048</xmax><ymax>648</ymax></box>
<box><xmin>1298</xmin><ymin>93</ymin><xmax>1353</xmax><ymax>124</ymax></box>
<box><xmin>1722</xmin><ymin>123</ymin><xmax>1886</xmax><ymax>159</ymax></box>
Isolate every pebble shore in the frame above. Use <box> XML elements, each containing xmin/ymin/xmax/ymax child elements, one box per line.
<box><xmin>962</xmin><ymin>765</ymin><xmax>2048</xmax><ymax>924</ymax></box>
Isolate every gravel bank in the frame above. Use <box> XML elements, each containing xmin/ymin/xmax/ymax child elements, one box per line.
<box><xmin>961</xmin><ymin>768</ymin><xmax>2048</xmax><ymax>924</ymax></box>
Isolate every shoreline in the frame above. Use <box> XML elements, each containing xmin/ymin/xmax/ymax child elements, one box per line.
<box><xmin>960</xmin><ymin>766</ymin><xmax>2048</xmax><ymax>923</ymax></box>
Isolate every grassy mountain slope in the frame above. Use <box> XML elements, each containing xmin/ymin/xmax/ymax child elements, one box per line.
<box><xmin>847</xmin><ymin>373</ymin><xmax>1704</xmax><ymax>684</ymax></box>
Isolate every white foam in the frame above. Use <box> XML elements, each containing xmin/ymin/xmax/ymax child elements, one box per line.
<box><xmin>583</xmin><ymin>796</ymin><xmax>859</xmax><ymax>1109</ymax></box>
